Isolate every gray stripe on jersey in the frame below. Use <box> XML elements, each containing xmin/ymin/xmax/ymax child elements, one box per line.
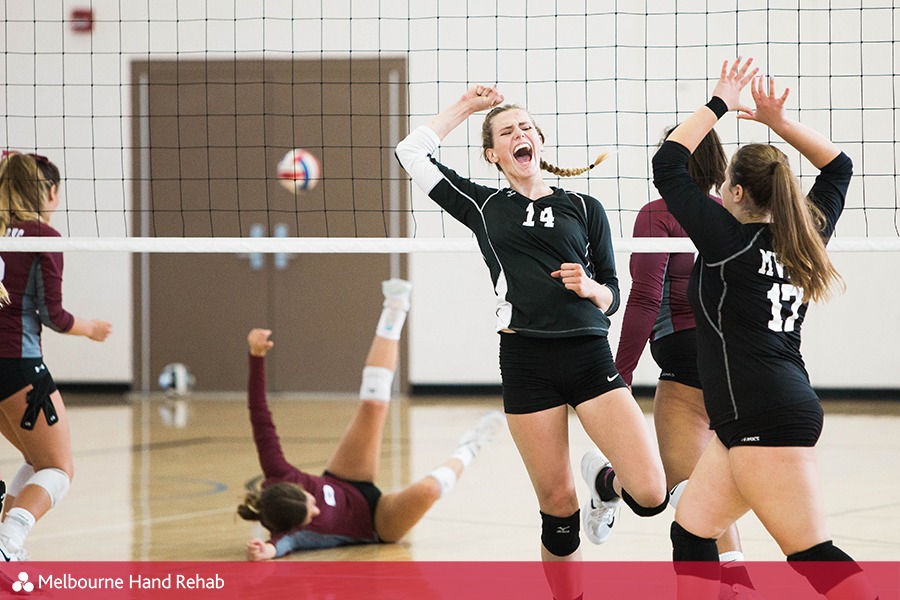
<box><xmin>436</xmin><ymin>178</ymin><xmax>512</xmax><ymax>332</ymax></box>
<box><xmin>699</xmin><ymin>229</ymin><xmax>764</xmax><ymax>420</ymax></box>
<box><xmin>570</xmin><ymin>192</ymin><xmax>596</xmax><ymax>279</ymax></box>
<box><xmin>22</xmin><ymin>259</ymin><xmax>43</xmax><ymax>357</ymax></box>
<box><xmin>274</xmin><ymin>530</ymin><xmax>363</xmax><ymax>556</ymax></box>
<box><xmin>653</xmin><ymin>264</ymin><xmax>675</xmax><ymax>339</ymax></box>
<box><xmin>706</xmin><ymin>229</ymin><xmax>764</xmax><ymax>267</ymax></box>
<box><xmin>494</xmin><ymin>271</ymin><xmax>512</xmax><ymax>330</ymax></box>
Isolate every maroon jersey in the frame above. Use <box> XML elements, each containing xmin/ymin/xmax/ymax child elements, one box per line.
<box><xmin>0</xmin><ymin>221</ymin><xmax>75</xmax><ymax>358</ymax></box>
<box><xmin>614</xmin><ymin>198</ymin><xmax>713</xmax><ymax>386</ymax></box>
<box><xmin>247</xmin><ymin>355</ymin><xmax>378</xmax><ymax>556</ymax></box>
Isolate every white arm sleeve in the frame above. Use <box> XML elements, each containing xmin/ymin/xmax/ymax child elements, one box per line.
<box><xmin>395</xmin><ymin>125</ymin><xmax>444</xmax><ymax>195</ymax></box>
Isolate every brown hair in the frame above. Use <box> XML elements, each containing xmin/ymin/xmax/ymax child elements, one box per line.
<box><xmin>236</xmin><ymin>482</ymin><xmax>310</xmax><ymax>534</ymax></box>
<box><xmin>30</xmin><ymin>153</ymin><xmax>61</xmax><ymax>188</ymax></box>
<box><xmin>0</xmin><ymin>153</ymin><xmax>49</xmax><ymax>235</ymax></box>
<box><xmin>728</xmin><ymin>144</ymin><xmax>842</xmax><ymax>302</ymax></box>
<box><xmin>0</xmin><ymin>152</ymin><xmax>58</xmax><ymax>306</ymax></box>
<box><xmin>664</xmin><ymin>125</ymin><xmax>727</xmax><ymax>192</ymax></box>
<box><xmin>481</xmin><ymin>104</ymin><xmax>609</xmax><ymax>177</ymax></box>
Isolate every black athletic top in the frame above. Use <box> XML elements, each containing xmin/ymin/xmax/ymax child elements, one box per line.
<box><xmin>396</xmin><ymin>125</ymin><xmax>619</xmax><ymax>338</ymax></box>
<box><xmin>652</xmin><ymin>140</ymin><xmax>851</xmax><ymax>428</ymax></box>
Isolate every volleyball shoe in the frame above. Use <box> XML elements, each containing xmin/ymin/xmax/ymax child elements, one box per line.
<box><xmin>580</xmin><ymin>449</ymin><xmax>621</xmax><ymax>545</ymax></box>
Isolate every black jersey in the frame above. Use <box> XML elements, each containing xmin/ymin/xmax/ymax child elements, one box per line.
<box><xmin>396</xmin><ymin>126</ymin><xmax>619</xmax><ymax>338</ymax></box>
<box><xmin>653</xmin><ymin>141</ymin><xmax>851</xmax><ymax>428</ymax></box>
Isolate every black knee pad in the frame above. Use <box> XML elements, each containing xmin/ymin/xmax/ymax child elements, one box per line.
<box><xmin>540</xmin><ymin>510</ymin><xmax>581</xmax><ymax>557</ymax></box>
<box><xmin>622</xmin><ymin>488</ymin><xmax>668</xmax><ymax>517</ymax></box>
<box><xmin>671</xmin><ymin>521</ymin><xmax>720</xmax><ymax>579</ymax></box>
<box><xmin>788</xmin><ymin>541</ymin><xmax>863</xmax><ymax>595</ymax></box>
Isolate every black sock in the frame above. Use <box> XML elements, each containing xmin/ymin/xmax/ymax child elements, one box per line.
<box><xmin>594</xmin><ymin>466</ymin><xmax>619</xmax><ymax>502</ymax></box>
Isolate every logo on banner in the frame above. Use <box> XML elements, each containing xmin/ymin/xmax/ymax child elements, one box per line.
<box><xmin>11</xmin><ymin>571</ymin><xmax>34</xmax><ymax>593</ymax></box>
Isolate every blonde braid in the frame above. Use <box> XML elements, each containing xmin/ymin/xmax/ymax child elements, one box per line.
<box><xmin>540</xmin><ymin>151</ymin><xmax>612</xmax><ymax>177</ymax></box>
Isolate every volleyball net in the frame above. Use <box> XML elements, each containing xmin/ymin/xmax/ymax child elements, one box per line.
<box><xmin>2</xmin><ymin>1</ymin><xmax>900</xmax><ymax>253</ymax></box>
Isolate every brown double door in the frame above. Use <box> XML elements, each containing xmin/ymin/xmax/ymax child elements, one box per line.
<box><xmin>131</xmin><ymin>58</ymin><xmax>408</xmax><ymax>392</ymax></box>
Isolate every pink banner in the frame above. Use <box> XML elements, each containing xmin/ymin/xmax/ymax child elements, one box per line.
<box><xmin>0</xmin><ymin>561</ymin><xmax>896</xmax><ymax>599</ymax></box>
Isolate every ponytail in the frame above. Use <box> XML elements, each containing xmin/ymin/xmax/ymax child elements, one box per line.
<box><xmin>730</xmin><ymin>144</ymin><xmax>843</xmax><ymax>303</ymax></box>
<box><xmin>540</xmin><ymin>152</ymin><xmax>611</xmax><ymax>178</ymax></box>
<box><xmin>482</xmin><ymin>103</ymin><xmax>611</xmax><ymax>177</ymax></box>
<box><xmin>767</xmin><ymin>161</ymin><xmax>843</xmax><ymax>302</ymax></box>
<box><xmin>0</xmin><ymin>153</ymin><xmax>47</xmax><ymax>236</ymax></box>
<box><xmin>236</xmin><ymin>490</ymin><xmax>264</xmax><ymax>522</ymax></box>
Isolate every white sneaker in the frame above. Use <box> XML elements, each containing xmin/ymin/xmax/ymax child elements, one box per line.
<box><xmin>580</xmin><ymin>449</ymin><xmax>620</xmax><ymax>545</ymax></box>
<box><xmin>0</xmin><ymin>539</ymin><xmax>21</xmax><ymax>562</ymax></box>
<box><xmin>382</xmin><ymin>278</ymin><xmax>413</xmax><ymax>311</ymax></box>
<box><xmin>457</xmin><ymin>410</ymin><xmax>505</xmax><ymax>455</ymax></box>
<box><xmin>668</xmin><ymin>480</ymin><xmax>688</xmax><ymax>510</ymax></box>
<box><xmin>11</xmin><ymin>547</ymin><xmax>30</xmax><ymax>561</ymax></box>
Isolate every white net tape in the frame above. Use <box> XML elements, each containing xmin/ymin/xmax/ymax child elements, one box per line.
<box><xmin>0</xmin><ymin>236</ymin><xmax>896</xmax><ymax>253</ymax></box>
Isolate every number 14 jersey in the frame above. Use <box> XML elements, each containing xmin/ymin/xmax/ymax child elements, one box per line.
<box><xmin>396</xmin><ymin>125</ymin><xmax>620</xmax><ymax>339</ymax></box>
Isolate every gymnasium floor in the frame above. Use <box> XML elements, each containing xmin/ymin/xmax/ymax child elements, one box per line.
<box><xmin>0</xmin><ymin>393</ymin><xmax>897</xmax><ymax>562</ymax></box>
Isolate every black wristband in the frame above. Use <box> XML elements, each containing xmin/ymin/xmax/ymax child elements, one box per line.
<box><xmin>705</xmin><ymin>96</ymin><xmax>729</xmax><ymax>120</ymax></box>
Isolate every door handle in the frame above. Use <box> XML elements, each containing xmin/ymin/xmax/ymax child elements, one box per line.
<box><xmin>239</xmin><ymin>223</ymin><xmax>265</xmax><ymax>270</ymax></box>
<box><xmin>274</xmin><ymin>223</ymin><xmax>293</xmax><ymax>270</ymax></box>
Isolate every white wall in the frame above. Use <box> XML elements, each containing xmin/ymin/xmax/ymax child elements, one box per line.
<box><xmin>2</xmin><ymin>0</ymin><xmax>898</xmax><ymax>389</ymax></box>
<box><xmin>411</xmin><ymin>251</ymin><xmax>900</xmax><ymax>389</ymax></box>
<box><xmin>39</xmin><ymin>252</ymin><xmax>132</xmax><ymax>382</ymax></box>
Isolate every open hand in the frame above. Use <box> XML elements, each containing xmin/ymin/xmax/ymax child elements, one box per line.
<box><xmin>737</xmin><ymin>74</ymin><xmax>790</xmax><ymax>129</ymax></box>
<box><xmin>711</xmin><ymin>57</ymin><xmax>758</xmax><ymax>112</ymax></box>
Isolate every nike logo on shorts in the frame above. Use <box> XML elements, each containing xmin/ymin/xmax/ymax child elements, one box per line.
<box><xmin>606</xmin><ymin>374</ymin><xmax>618</xmax><ymax>382</ymax></box>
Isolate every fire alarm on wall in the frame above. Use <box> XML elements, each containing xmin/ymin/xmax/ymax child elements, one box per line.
<box><xmin>71</xmin><ymin>8</ymin><xmax>94</xmax><ymax>33</ymax></box>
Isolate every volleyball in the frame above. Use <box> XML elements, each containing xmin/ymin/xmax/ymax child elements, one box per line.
<box><xmin>277</xmin><ymin>148</ymin><xmax>320</xmax><ymax>193</ymax></box>
<box><xmin>158</xmin><ymin>362</ymin><xmax>195</xmax><ymax>398</ymax></box>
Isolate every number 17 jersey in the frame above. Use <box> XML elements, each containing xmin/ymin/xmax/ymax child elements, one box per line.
<box><xmin>653</xmin><ymin>141</ymin><xmax>852</xmax><ymax>428</ymax></box>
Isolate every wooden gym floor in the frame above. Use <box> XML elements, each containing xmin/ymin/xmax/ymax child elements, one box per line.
<box><xmin>0</xmin><ymin>393</ymin><xmax>897</xmax><ymax>562</ymax></box>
